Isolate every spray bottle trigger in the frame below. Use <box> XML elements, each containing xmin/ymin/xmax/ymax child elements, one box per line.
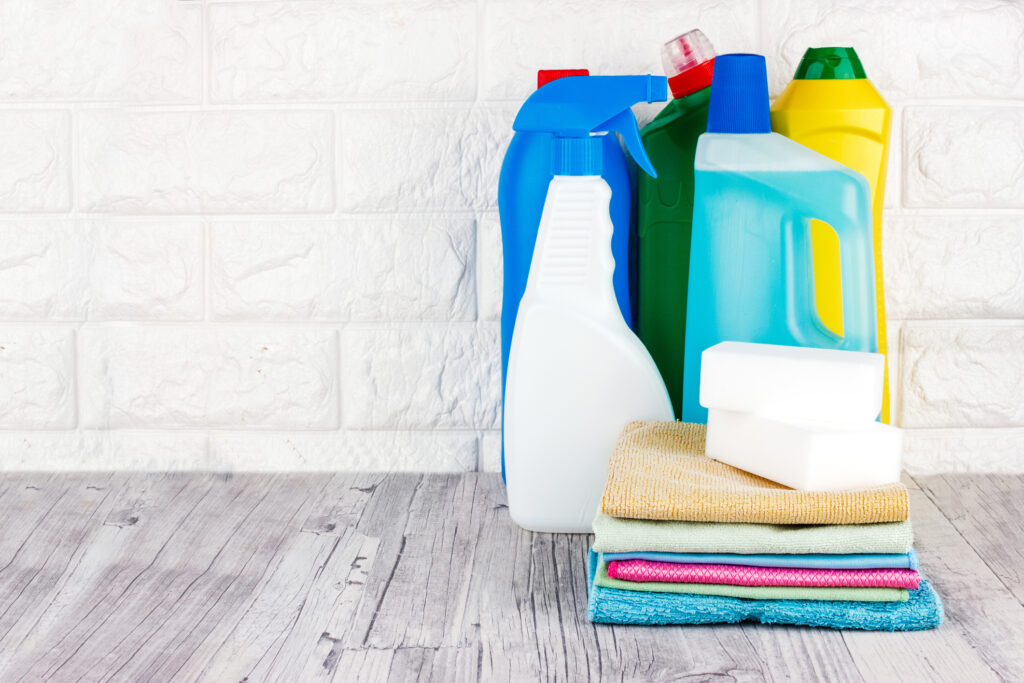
<box><xmin>600</xmin><ymin>109</ymin><xmax>657</xmax><ymax>178</ymax></box>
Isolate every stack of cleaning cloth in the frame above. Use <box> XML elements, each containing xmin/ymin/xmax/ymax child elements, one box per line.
<box><xmin>588</xmin><ymin>421</ymin><xmax>943</xmax><ymax>630</ymax></box>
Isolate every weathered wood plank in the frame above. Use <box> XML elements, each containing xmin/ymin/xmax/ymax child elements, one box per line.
<box><xmin>5</xmin><ymin>474</ymin><xmax>293</xmax><ymax>679</ymax></box>
<box><xmin>0</xmin><ymin>474</ymin><xmax>122</xmax><ymax>671</ymax></box>
<box><xmin>346</xmin><ymin>473</ymin><xmax>486</xmax><ymax>650</ymax></box>
<box><xmin>734</xmin><ymin>624</ymin><xmax>864</xmax><ymax>683</ymax></box>
<box><xmin>842</xmin><ymin>482</ymin><xmax>1021</xmax><ymax>682</ymax></box>
<box><xmin>185</xmin><ymin>526</ymin><xmax>378</xmax><ymax>682</ymax></box>
<box><xmin>384</xmin><ymin>646</ymin><xmax>479</xmax><ymax>683</ymax></box>
<box><xmin>113</xmin><ymin>474</ymin><xmax>333</xmax><ymax>681</ymax></box>
<box><xmin>0</xmin><ymin>472</ymin><xmax>1017</xmax><ymax>682</ymax></box>
<box><xmin>916</xmin><ymin>474</ymin><xmax>1024</xmax><ymax>604</ymax></box>
<box><xmin>459</xmin><ymin>474</ymin><xmax>860</xmax><ymax>682</ymax></box>
<box><xmin>301</xmin><ymin>472</ymin><xmax>390</xmax><ymax>536</ymax></box>
<box><xmin>331</xmin><ymin>647</ymin><xmax>395</xmax><ymax>681</ymax></box>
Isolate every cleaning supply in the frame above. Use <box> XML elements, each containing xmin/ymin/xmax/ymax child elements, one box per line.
<box><xmin>635</xmin><ymin>29</ymin><xmax>716</xmax><ymax>418</ymax></box>
<box><xmin>699</xmin><ymin>342</ymin><xmax>884</xmax><ymax>422</ymax></box>
<box><xmin>503</xmin><ymin>75</ymin><xmax>674</xmax><ymax>533</ymax></box>
<box><xmin>706</xmin><ymin>409</ymin><xmax>903</xmax><ymax>490</ymax></box>
<box><xmin>588</xmin><ymin>552</ymin><xmax>945</xmax><ymax>630</ymax></box>
<box><xmin>772</xmin><ymin>47</ymin><xmax>893</xmax><ymax>422</ymax></box>
<box><xmin>591</xmin><ymin>513</ymin><xmax>914</xmax><ymax>555</ymax></box>
<box><xmin>606</xmin><ymin>560</ymin><xmax>921</xmax><ymax>590</ymax></box>
<box><xmin>594</xmin><ymin>560</ymin><xmax>908</xmax><ymax>602</ymax></box>
<box><xmin>600</xmin><ymin>421</ymin><xmax>908</xmax><ymax>525</ymax></box>
<box><xmin>681</xmin><ymin>54</ymin><xmax>877</xmax><ymax>424</ymax></box>
<box><xmin>600</xmin><ymin>550</ymin><xmax>920</xmax><ymax>570</ymax></box>
<box><xmin>497</xmin><ymin>69</ymin><xmax>635</xmax><ymax>482</ymax></box>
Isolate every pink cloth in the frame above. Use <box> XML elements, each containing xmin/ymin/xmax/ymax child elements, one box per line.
<box><xmin>606</xmin><ymin>560</ymin><xmax>921</xmax><ymax>589</ymax></box>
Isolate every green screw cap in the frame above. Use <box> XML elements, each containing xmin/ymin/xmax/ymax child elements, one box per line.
<box><xmin>793</xmin><ymin>47</ymin><xmax>866</xmax><ymax>79</ymax></box>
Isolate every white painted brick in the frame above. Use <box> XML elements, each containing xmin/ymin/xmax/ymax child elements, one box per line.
<box><xmin>0</xmin><ymin>111</ymin><xmax>70</xmax><ymax>212</ymax></box>
<box><xmin>209</xmin><ymin>1</ymin><xmax>475</xmax><ymax>102</ymax></box>
<box><xmin>0</xmin><ymin>432</ymin><xmax>208</xmax><ymax>470</ymax></box>
<box><xmin>480</xmin><ymin>430</ymin><xmax>501</xmax><ymax>474</ymax></box>
<box><xmin>0</xmin><ymin>222</ymin><xmax>202</xmax><ymax>321</ymax></box>
<box><xmin>341</xmin><ymin>325</ymin><xmax>500</xmax><ymax>429</ymax></box>
<box><xmin>210</xmin><ymin>431</ymin><xmax>478</xmax><ymax>472</ymax></box>
<box><xmin>79</xmin><ymin>111</ymin><xmax>334</xmax><ymax>214</ymax></box>
<box><xmin>763</xmin><ymin>0</ymin><xmax>1024</xmax><ymax>99</ymax></box>
<box><xmin>0</xmin><ymin>222</ymin><xmax>89</xmax><ymax>319</ymax></box>
<box><xmin>477</xmin><ymin>212</ymin><xmax>502</xmax><ymax>323</ymax></box>
<box><xmin>210</xmin><ymin>216</ymin><xmax>474</xmax><ymax>322</ymax></box>
<box><xmin>900</xmin><ymin>324</ymin><xmax>1024</xmax><ymax>429</ymax></box>
<box><xmin>903</xmin><ymin>429</ymin><xmax>1024</xmax><ymax>474</ymax></box>
<box><xmin>339</xmin><ymin>106</ymin><xmax>512</xmax><ymax>212</ymax></box>
<box><xmin>0</xmin><ymin>328</ymin><xmax>75</xmax><ymax>429</ymax></box>
<box><xmin>0</xmin><ymin>3</ymin><xmax>1014</xmax><ymax>476</ymax></box>
<box><xmin>481</xmin><ymin>0</ymin><xmax>759</xmax><ymax>101</ymax></box>
<box><xmin>904</xmin><ymin>107</ymin><xmax>1024</xmax><ymax>208</ymax></box>
<box><xmin>79</xmin><ymin>327</ymin><xmax>339</xmax><ymax>429</ymax></box>
<box><xmin>90</xmin><ymin>222</ymin><xmax>204</xmax><ymax>320</ymax></box>
<box><xmin>885</xmin><ymin>216</ymin><xmax>1024</xmax><ymax>320</ymax></box>
<box><xmin>0</xmin><ymin>1</ymin><xmax>201</xmax><ymax>103</ymax></box>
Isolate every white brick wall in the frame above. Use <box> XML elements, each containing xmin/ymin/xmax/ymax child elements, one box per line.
<box><xmin>0</xmin><ymin>0</ymin><xmax>1019</xmax><ymax>472</ymax></box>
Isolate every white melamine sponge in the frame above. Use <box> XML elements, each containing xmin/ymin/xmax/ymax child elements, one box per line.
<box><xmin>705</xmin><ymin>409</ymin><xmax>903</xmax><ymax>491</ymax></box>
<box><xmin>700</xmin><ymin>342</ymin><xmax>884</xmax><ymax>423</ymax></box>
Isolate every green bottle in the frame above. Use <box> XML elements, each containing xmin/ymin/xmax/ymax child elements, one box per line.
<box><xmin>636</xmin><ymin>29</ymin><xmax>716</xmax><ymax>417</ymax></box>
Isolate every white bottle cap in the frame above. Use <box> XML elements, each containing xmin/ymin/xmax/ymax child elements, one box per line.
<box><xmin>661</xmin><ymin>29</ymin><xmax>715</xmax><ymax>79</ymax></box>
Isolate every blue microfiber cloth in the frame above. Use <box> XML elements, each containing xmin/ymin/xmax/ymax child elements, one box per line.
<box><xmin>601</xmin><ymin>549</ymin><xmax>919</xmax><ymax>570</ymax></box>
<box><xmin>587</xmin><ymin>551</ymin><xmax>943</xmax><ymax>630</ymax></box>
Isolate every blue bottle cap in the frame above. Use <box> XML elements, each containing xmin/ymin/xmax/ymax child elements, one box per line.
<box><xmin>706</xmin><ymin>54</ymin><xmax>771</xmax><ymax>134</ymax></box>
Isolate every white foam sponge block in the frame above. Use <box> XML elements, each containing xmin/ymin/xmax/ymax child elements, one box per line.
<box><xmin>700</xmin><ymin>342</ymin><xmax>884</xmax><ymax>423</ymax></box>
<box><xmin>706</xmin><ymin>409</ymin><xmax>903</xmax><ymax>491</ymax></box>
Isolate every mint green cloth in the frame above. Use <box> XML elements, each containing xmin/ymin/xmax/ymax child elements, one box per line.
<box><xmin>594</xmin><ymin>559</ymin><xmax>908</xmax><ymax>602</ymax></box>
<box><xmin>592</xmin><ymin>513</ymin><xmax>914</xmax><ymax>555</ymax></box>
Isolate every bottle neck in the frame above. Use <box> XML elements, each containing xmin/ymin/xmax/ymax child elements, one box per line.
<box><xmin>794</xmin><ymin>47</ymin><xmax>866</xmax><ymax>79</ymax></box>
<box><xmin>668</xmin><ymin>58</ymin><xmax>715</xmax><ymax>99</ymax></box>
<box><xmin>553</xmin><ymin>136</ymin><xmax>603</xmax><ymax>175</ymax></box>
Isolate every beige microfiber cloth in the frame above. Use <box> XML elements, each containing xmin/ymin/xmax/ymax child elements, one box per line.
<box><xmin>600</xmin><ymin>421</ymin><xmax>909</xmax><ymax>525</ymax></box>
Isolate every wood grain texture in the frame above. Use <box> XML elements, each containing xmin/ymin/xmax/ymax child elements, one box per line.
<box><xmin>0</xmin><ymin>472</ymin><xmax>1018</xmax><ymax>682</ymax></box>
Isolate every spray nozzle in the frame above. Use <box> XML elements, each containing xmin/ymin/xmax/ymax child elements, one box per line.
<box><xmin>512</xmin><ymin>75</ymin><xmax>669</xmax><ymax>178</ymax></box>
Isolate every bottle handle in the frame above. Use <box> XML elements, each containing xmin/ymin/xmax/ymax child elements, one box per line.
<box><xmin>785</xmin><ymin>176</ymin><xmax>877</xmax><ymax>352</ymax></box>
<box><xmin>832</xmin><ymin>206</ymin><xmax>878</xmax><ymax>352</ymax></box>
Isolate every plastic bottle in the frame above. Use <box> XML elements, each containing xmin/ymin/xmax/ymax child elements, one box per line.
<box><xmin>771</xmin><ymin>47</ymin><xmax>893</xmax><ymax>423</ymax></box>
<box><xmin>636</xmin><ymin>29</ymin><xmax>716</xmax><ymax>418</ymax></box>
<box><xmin>497</xmin><ymin>70</ymin><xmax>635</xmax><ymax>482</ymax></box>
<box><xmin>681</xmin><ymin>54</ymin><xmax>878</xmax><ymax>424</ymax></box>
<box><xmin>503</xmin><ymin>75</ymin><xmax>674</xmax><ymax>533</ymax></box>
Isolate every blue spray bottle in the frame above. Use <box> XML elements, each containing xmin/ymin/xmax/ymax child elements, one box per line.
<box><xmin>497</xmin><ymin>71</ymin><xmax>661</xmax><ymax>480</ymax></box>
<box><xmin>503</xmin><ymin>75</ymin><xmax>674</xmax><ymax>532</ymax></box>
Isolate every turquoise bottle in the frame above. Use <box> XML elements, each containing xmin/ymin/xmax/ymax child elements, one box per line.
<box><xmin>681</xmin><ymin>54</ymin><xmax>878</xmax><ymax>423</ymax></box>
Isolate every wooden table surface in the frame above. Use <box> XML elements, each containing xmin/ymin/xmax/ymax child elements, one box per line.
<box><xmin>0</xmin><ymin>471</ymin><xmax>1020</xmax><ymax>681</ymax></box>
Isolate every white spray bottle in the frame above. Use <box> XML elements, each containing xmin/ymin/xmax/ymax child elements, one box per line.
<box><xmin>504</xmin><ymin>75</ymin><xmax>674</xmax><ymax>533</ymax></box>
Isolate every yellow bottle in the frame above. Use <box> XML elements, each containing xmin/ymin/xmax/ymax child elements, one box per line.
<box><xmin>771</xmin><ymin>47</ymin><xmax>893</xmax><ymax>422</ymax></box>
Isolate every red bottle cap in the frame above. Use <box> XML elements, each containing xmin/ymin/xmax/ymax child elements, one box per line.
<box><xmin>537</xmin><ymin>69</ymin><xmax>589</xmax><ymax>89</ymax></box>
<box><xmin>661</xmin><ymin>30</ymin><xmax>716</xmax><ymax>98</ymax></box>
